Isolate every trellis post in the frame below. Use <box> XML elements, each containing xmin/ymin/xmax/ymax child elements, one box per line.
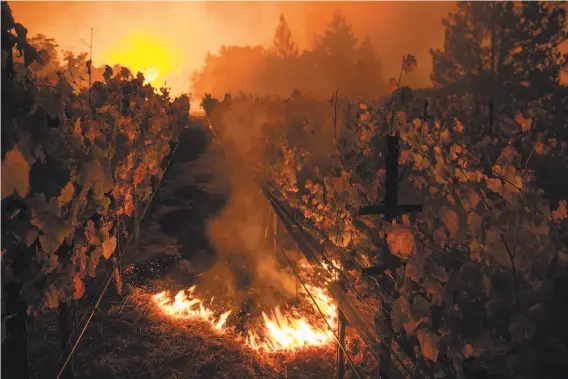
<box><xmin>358</xmin><ymin>134</ymin><xmax>423</xmax><ymax>379</ymax></box>
<box><xmin>486</xmin><ymin>100</ymin><xmax>494</xmax><ymax>137</ymax></box>
<box><xmin>336</xmin><ymin>308</ymin><xmax>347</xmax><ymax>379</ymax></box>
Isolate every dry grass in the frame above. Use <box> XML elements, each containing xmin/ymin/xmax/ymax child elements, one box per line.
<box><xmin>28</xmin><ymin>283</ymin><xmax>377</xmax><ymax>379</ymax></box>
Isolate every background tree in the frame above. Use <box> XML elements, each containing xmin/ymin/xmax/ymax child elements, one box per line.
<box><xmin>271</xmin><ymin>14</ymin><xmax>298</xmax><ymax>58</ymax></box>
<box><xmin>355</xmin><ymin>34</ymin><xmax>386</xmax><ymax>97</ymax></box>
<box><xmin>431</xmin><ymin>2</ymin><xmax>567</xmax><ymax>110</ymax></box>
<box><xmin>312</xmin><ymin>9</ymin><xmax>359</xmax><ymax>97</ymax></box>
<box><xmin>430</xmin><ymin>1</ymin><xmax>568</xmax><ymax>209</ymax></box>
<box><xmin>315</xmin><ymin>9</ymin><xmax>358</xmax><ymax>61</ymax></box>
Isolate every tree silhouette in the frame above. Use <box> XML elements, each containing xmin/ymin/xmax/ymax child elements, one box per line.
<box><xmin>311</xmin><ymin>10</ymin><xmax>359</xmax><ymax>97</ymax></box>
<box><xmin>431</xmin><ymin>2</ymin><xmax>567</xmax><ymax>107</ymax></box>
<box><xmin>272</xmin><ymin>14</ymin><xmax>298</xmax><ymax>58</ymax></box>
<box><xmin>431</xmin><ymin>1</ymin><xmax>568</xmax><ymax>207</ymax></box>
<box><xmin>315</xmin><ymin>9</ymin><xmax>358</xmax><ymax>62</ymax></box>
<box><xmin>355</xmin><ymin>35</ymin><xmax>386</xmax><ymax>97</ymax></box>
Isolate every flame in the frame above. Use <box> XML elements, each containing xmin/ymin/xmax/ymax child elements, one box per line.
<box><xmin>152</xmin><ymin>283</ymin><xmax>337</xmax><ymax>353</ymax></box>
<box><xmin>153</xmin><ymin>286</ymin><xmax>232</xmax><ymax>331</ymax></box>
<box><xmin>246</xmin><ymin>284</ymin><xmax>336</xmax><ymax>352</ymax></box>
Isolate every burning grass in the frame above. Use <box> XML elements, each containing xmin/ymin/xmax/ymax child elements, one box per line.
<box><xmin>28</xmin><ymin>283</ymin><xmax>344</xmax><ymax>378</ymax></box>
<box><xmin>121</xmin><ymin>286</ymin><xmax>340</xmax><ymax>378</ymax></box>
<box><xmin>151</xmin><ymin>282</ymin><xmax>337</xmax><ymax>353</ymax></box>
<box><xmin>26</xmin><ymin>270</ymin><xmax>380</xmax><ymax>378</ymax></box>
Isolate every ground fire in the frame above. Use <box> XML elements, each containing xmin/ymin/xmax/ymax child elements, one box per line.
<box><xmin>152</xmin><ymin>259</ymin><xmax>339</xmax><ymax>353</ymax></box>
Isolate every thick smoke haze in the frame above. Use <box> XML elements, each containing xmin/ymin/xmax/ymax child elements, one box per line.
<box><xmin>11</xmin><ymin>1</ymin><xmax>456</xmax><ymax>100</ymax></box>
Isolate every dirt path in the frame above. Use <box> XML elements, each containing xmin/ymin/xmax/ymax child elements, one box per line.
<box><xmin>122</xmin><ymin>125</ymin><xmax>226</xmax><ymax>287</ymax></box>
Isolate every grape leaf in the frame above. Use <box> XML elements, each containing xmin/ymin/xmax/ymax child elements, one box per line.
<box><xmin>468</xmin><ymin>212</ymin><xmax>483</xmax><ymax>237</ymax></box>
<box><xmin>2</xmin><ymin>148</ymin><xmax>30</xmax><ymax>199</ymax></box>
<box><xmin>28</xmin><ymin>194</ymin><xmax>72</xmax><ymax>253</ymax></box>
<box><xmin>515</xmin><ymin>114</ymin><xmax>532</xmax><ymax>132</ymax></box>
<box><xmin>25</xmin><ymin>227</ymin><xmax>39</xmax><ymax>247</ymax></box>
<box><xmin>87</xmin><ymin>246</ymin><xmax>103</xmax><ymax>278</ymax></box>
<box><xmin>73</xmin><ymin>275</ymin><xmax>85</xmax><ymax>299</ymax></box>
<box><xmin>38</xmin><ymin>222</ymin><xmax>72</xmax><ymax>254</ymax></box>
<box><xmin>416</xmin><ymin>328</ymin><xmax>440</xmax><ymax>362</ymax></box>
<box><xmin>386</xmin><ymin>228</ymin><xmax>415</xmax><ymax>259</ymax></box>
<box><xmin>102</xmin><ymin>236</ymin><xmax>117</xmax><ymax>259</ymax></box>
<box><xmin>391</xmin><ymin>297</ymin><xmax>410</xmax><ymax>333</ymax></box>
<box><xmin>42</xmin><ymin>283</ymin><xmax>60</xmax><ymax>310</ymax></box>
<box><xmin>85</xmin><ymin>220</ymin><xmax>101</xmax><ymax>246</ymax></box>
<box><xmin>58</xmin><ymin>182</ymin><xmax>75</xmax><ymax>204</ymax></box>
<box><xmin>440</xmin><ymin>207</ymin><xmax>459</xmax><ymax>238</ymax></box>
<box><xmin>552</xmin><ymin>200</ymin><xmax>567</xmax><ymax>220</ymax></box>
<box><xmin>411</xmin><ymin>296</ymin><xmax>432</xmax><ymax>320</ymax></box>
<box><xmin>403</xmin><ymin>54</ymin><xmax>418</xmax><ymax>73</ymax></box>
<box><xmin>464</xmin><ymin>189</ymin><xmax>481</xmax><ymax>211</ymax></box>
<box><xmin>486</xmin><ymin>178</ymin><xmax>503</xmax><ymax>194</ymax></box>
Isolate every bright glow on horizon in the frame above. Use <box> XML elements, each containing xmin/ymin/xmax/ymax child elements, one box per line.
<box><xmin>103</xmin><ymin>31</ymin><xmax>178</xmax><ymax>87</ymax></box>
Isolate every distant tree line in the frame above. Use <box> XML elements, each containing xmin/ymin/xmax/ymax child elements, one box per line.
<box><xmin>191</xmin><ymin>10</ymin><xmax>386</xmax><ymax>100</ymax></box>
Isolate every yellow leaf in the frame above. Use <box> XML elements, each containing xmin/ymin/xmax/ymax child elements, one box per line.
<box><xmin>440</xmin><ymin>207</ymin><xmax>459</xmax><ymax>238</ymax></box>
<box><xmin>469</xmin><ymin>190</ymin><xmax>481</xmax><ymax>209</ymax></box>
<box><xmin>516</xmin><ymin>114</ymin><xmax>532</xmax><ymax>132</ymax></box>
<box><xmin>453</xmin><ymin>119</ymin><xmax>465</xmax><ymax>133</ymax></box>
<box><xmin>73</xmin><ymin>275</ymin><xmax>85</xmax><ymax>299</ymax></box>
<box><xmin>73</xmin><ymin>117</ymin><xmax>82</xmax><ymax>136</ymax></box>
<box><xmin>58</xmin><ymin>182</ymin><xmax>75</xmax><ymax>204</ymax></box>
<box><xmin>416</xmin><ymin>328</ymin><xmax>440</xmax><ymax>362</ymax></box>
<box><xmin>463</xmin><ymin>344</ymin><xmax>473</xmax><ymax>358</ymax></box>
<box><xmin>552</xmin><ymin>200</ymin><xmax>567</xmax><ymax>220</ymax></box>
<box><xmin>486</xmin><ymin>178</ymin><xmax>503</xmax><ymax>194</ymax></box>
<box><xmin>2</xmin><ymin>148</ymin><xmax>30</xmax><ymax>199</ymax></box>
<box><xmin>468</xmin><ymin>212</ymin><xmax>482</xmax><ymax>237</ymax></box>
<box><xmin>102</xmin><ymin>236</ymin><xmax>117</xmax><ymax>259</ymax></box>
<box><xmin>387</xmin><ymin>228</ymin><xmax>415</xmax><ymax>259</ymax></box>
<box><xmin>504</xmin><ymin>175</ymin><xmax>523</xmax><ymax>193</ymax></box>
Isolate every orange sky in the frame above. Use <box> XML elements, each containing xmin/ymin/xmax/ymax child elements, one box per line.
<box><xmin>10</xmin><ymin>1</ymin><xmax>456</xmax><ymax>97</ymax></box>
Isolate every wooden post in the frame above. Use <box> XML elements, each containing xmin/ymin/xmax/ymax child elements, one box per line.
<box><xmin>359</xmin><ymin>136</ymin><xmax>421</xmax><ymax>221</ymax></box>
<box><xmin>88</xmin><ymin>28</ymin><xmax>92</xmax><ymax>109</ymax></box>
<box><xmin>113</xmin><ymin>216</ymin><xmax>123</xmax><ymax>297</ymax></box>
<box><xmin>487</xmin><ymin>100</ymin><xmax>494</xmax><ymax>137</ymax></box>
<box><xmin>58</xmin><ymin>302</ymin><xmax>77</xmax><ymax>379</ymax></box>
<box><xmin>2</xmin><ymin>282</ymin><xmax>29</xmax><ymax>379</ymax></box>
<box><xmin>421</xmin><ymin>100</ymin><xmax>433</xmax><ymax>124</ymax></box>
<box><xmin>378</xmin><ymin>300</ymin><xmax>392</xmax><ymax>379</ymax></box>
<box><xmin>336</xmin><ymin>308</ymin><xmax>347</xmax><ymax>379</ymax></box>
<box><xmin>358</xmin><ymin>134</ymin><xmax>423</xmax><ymax>378</ymax></box>
<box><xmin>133</xmin><ymin>191</ymin><xmax>140</xmax><ymax>247</ymax></box>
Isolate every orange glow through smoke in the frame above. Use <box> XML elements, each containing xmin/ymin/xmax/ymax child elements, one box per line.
<box><xmin>103</xmin><ymin>31</ymin><xmax>176</xmax><ymax>86</ymax></box>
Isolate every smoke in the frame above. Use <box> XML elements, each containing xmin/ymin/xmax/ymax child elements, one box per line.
<box><xmin>193</xmin><ymin>100</ymin><xmax>297</xmax><ymax>307</ymax></box>
<box><xmin>11</xmin><ymin>2</ymin><xmax>456</xmax><ymax>97</ymax></box>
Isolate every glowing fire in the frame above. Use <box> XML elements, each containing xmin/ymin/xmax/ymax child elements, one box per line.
<box><xmin>153</xmin><ymin>286</ymin><xmax>232</xmax><ymax>331</ymax></box>
<box><xmin>152</xmin><ymin>283</ymin><xmax>337</xmax><ymax>353</ymax></box>
<box><xmin>247</xmin><ymin>284</ymin><xmax>336</xmax><ymax>352</ymax></box>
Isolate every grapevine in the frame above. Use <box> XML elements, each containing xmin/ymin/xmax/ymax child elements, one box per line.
<box><xmin>203</xmin><ymin>63</ymin><xmax>568</xmax><ymax>377</ymax></box>
<box><xmin>1</xmin><ymin>1</ymin><xmax>189</xmax><ymax>325</ymax></box>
